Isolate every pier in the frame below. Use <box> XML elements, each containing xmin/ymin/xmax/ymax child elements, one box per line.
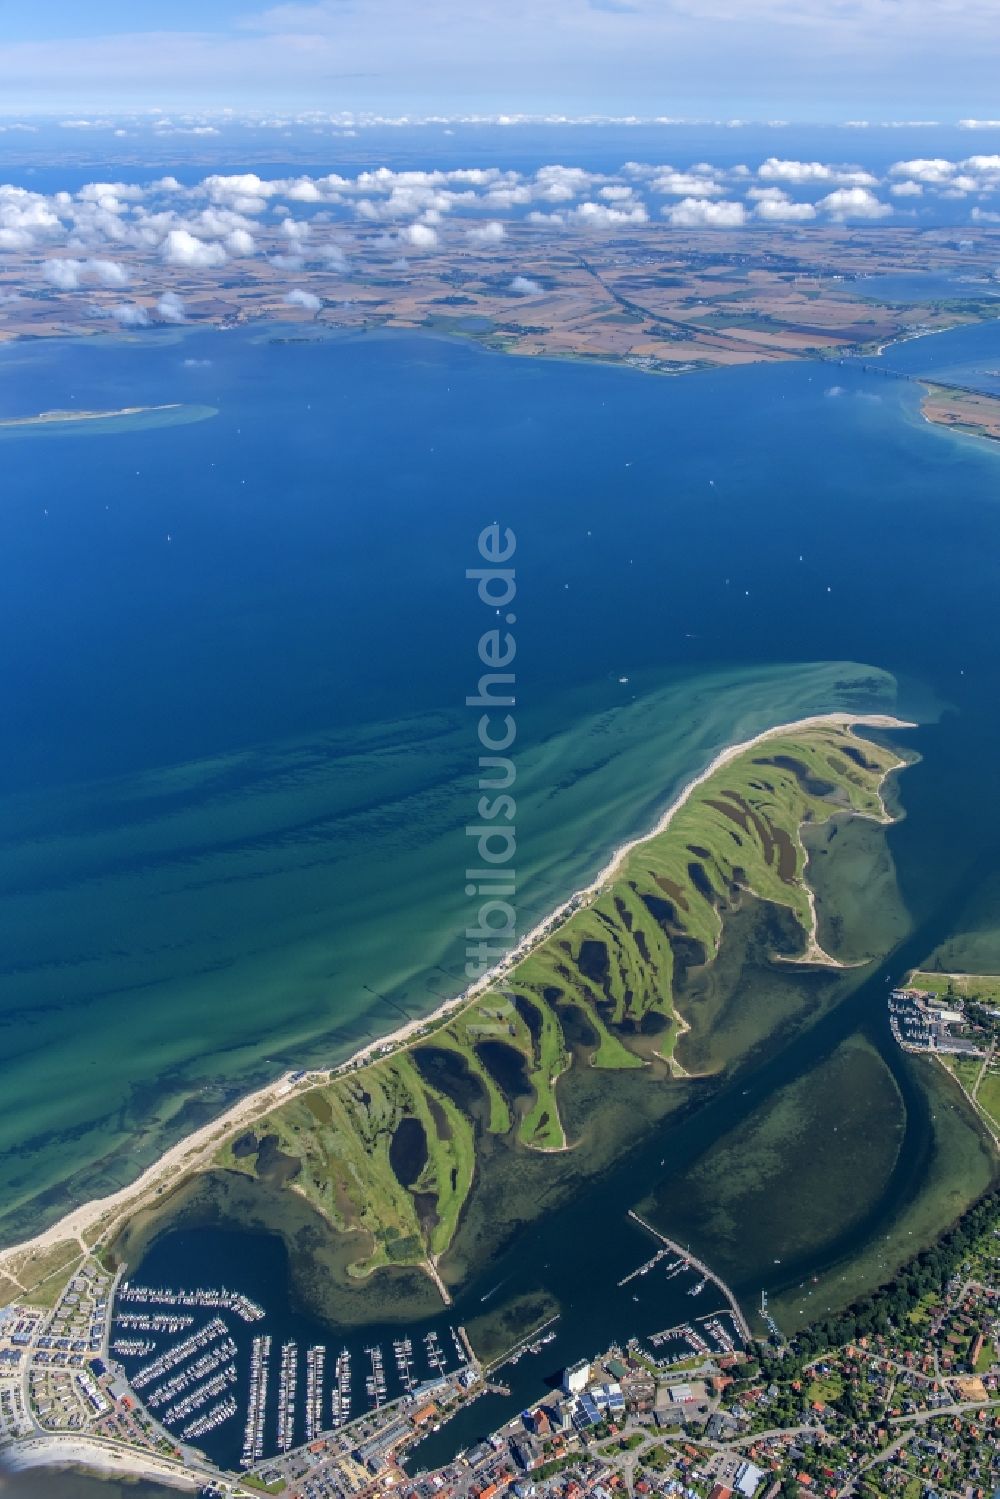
<box><xmin>118</xmin><ymin>1282</ymin><xmax>266</xmax><ymax>1322</ymax></box>
<box><xmin>617</xmin><ymin>1246</ymin><xmax>675</xmax><ymax>1287</ymax></box>
<box><xmin>424</xmin><ymin>1257</ymin><xmax>453</xmax><ymax>1307</ymax></box>
<box><xmin>484</xmin><ymin>1314</ymin><xmax>560</xmax><ymax>1376</ymax></box>
<box><xmin>131</xmin><ymin>1316</ymin><xmax>229</xmax><ymax>1390</ymax></box>
<box><xmin>331</xmin><ymin>1347</ymin><xmax>352</xmax><ymax>1428</ymax></box>
<box><xmin>627</xmin><ymin>1210</ymin><xmax>751</xmax><ymax>1343</ymax></box>
<box><xmin>276</xmin><ymin>1340</ymin><xmax>298</xmax><ymax>1452</ymax></box>
<box><xmin>241</xmin><ymin>1334</ymin><xmax>271</xmax><ymax>1467</ymax></box>
<box><xmin>305</xmin><ymin>1344</ymin><xmax>325</xmax><ymax>1441</ymax></box>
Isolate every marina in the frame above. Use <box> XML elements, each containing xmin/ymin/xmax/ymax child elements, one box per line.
<box><xmin>645</xmin><ymin>1308</ymin><xmax>745</xmax><ymax>1363</ymax></box>
<box><xmin>164</xmin><ymin>1363</ymin><xmax>237</xmax><ymax>1425</ymax></box>
<box><xmin>109</xmin><ymin>1195</ymin><xmax>752</xmax><ymax>1476</ymax></box>
<box><xmin>111</xmin><ymin>1258</ymin><xmax>471</xmax><ymax>1471</ymax></box>
<box><xmin>145</xmin><ymin>1337</ymin><xmax>237</xmax><ymax>1408</ymax></box>
<box><xmin>627</xmin><ymin>1211</ymin><xmax>753</xmax><ymax>1343</ymax></box>
<box><xmin>394</xmin><ymin>1334</ymin><xmax>418</xmax><ymax>1393</ymax></box>
<box><xmin>111</xmin><ymin>1338</ymin><xmax>155</xmax><ymax>1358</ymax></box>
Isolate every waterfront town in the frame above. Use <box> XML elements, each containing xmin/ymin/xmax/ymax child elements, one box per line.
<box><xmin>888</xmin><ymin>990</ymin><xmax>987</xmax><ymax>1060</ymax></box>
<box><xmin>888</xmin><ymin>975</ymin><xmax>1000</xmax><ymax>1143</ymax></box>
<box><xmin>0</xmin><ymin>976</ymin><xmax>997</xmax><ymax>1496</ymax></box>
<box><xmin>1</xmin><ymin>1196</ymin><xmax>998</xmax><ymax>1499</ymax></box>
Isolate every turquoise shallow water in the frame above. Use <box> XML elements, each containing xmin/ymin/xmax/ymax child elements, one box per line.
<box><xmin>0</xmin><ymin>1467</ymin><xmax>176</xmax><ymax>1498</ymax></box>
<box><xmin>0</xmin><ymin>322</ymin><xmax>999</xmax><ymax>1244</ymax></box>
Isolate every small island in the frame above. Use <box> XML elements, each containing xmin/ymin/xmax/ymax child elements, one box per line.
<box><xmin>0</xmin><ymin>402</ymin><xmax>218</xmax><ymax>438</ymax></box>
<box><xmin>0</xmin><ymin>403</ymin><xmax>181</xmax><ymax>427</ymax></box>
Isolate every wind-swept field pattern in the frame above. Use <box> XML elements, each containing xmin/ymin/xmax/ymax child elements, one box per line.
<box><xmin>214</xmin><ymin>722</ymin><xmax>906</xmax><ymax>1284</ymax></box>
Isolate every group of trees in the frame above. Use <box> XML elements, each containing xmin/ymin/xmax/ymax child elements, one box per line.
<box><xmin>760</xmin><ymin>1186</ymin><xmax>1000</xmax><ymax>1376</ymax></box>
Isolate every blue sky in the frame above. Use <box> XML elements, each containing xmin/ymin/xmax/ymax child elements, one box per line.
<box><xmin>0</xmin><ymin>1</ymin><xmax>256</xmax><ymax>41</ymax></box>
<box><xmin>0</xmin><ymin>1</ymin><xmax>999</xmax><ymax>121</ymax></box>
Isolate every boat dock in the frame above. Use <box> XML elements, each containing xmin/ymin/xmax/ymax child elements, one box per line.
<box><xmin>118</xmin><ymin>1282</ymin><xmax>265</xmax><ymax>1323</ymax></box>
<box><xmin>394</xmin><ymin>1335</ymin><xmax>415</xmax><ymax>1392</ymax></box>
<box><xmin>183</xmin><ymin>1393</ymin><xmax>237</xmax><ymax>1442</ymax></box>
<box><xmin>626</xmin><ymin>1210</ymin><xmax>751</xmax><ymax>1343</ymax></box>
<box><xmin>484</xmin><ymin>1314</ymin><xmax>560</xmax><ymax>1376</ymax></box>
<box><xmin>305</xmin><ymin>1344</ymin><xmax>325</xmax><ymax>1442</ymax></box>
<box><xmin>276</xmin><ymin>1340</ymin><xmax>298</xmax><ymax>1452</ymax></box>
<box><xmin>131</xmin><ymin>1317</ymin><xmax>229</xmax><ymax>1391</ymax></box>
<box><xmin>331</xmin><ymin>1347</ymin><xmax>351</xmax><ymax>1428</ymax></box>
<box><xmin>117</xmin><ymin>1312</ymin><xmax>193</xmax><ymax>1335</ymax></box>
<box><xmin>617</xmin><ymin>1246</ymin><xmax>675</xmax><ymax>1287</ymax></box>
<box><xmin>365</xmin><ymin>1343</ymin><xmax>388</xmax><ymax>1408</ymax></box>
<box><xmin>240</xmin><ymin>1334</ymin><xmax>271</xmax><ymax>1468</ymax></box>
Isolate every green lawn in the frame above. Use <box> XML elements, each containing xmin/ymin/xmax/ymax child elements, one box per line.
<box><xmin>974</xmin><ymin>1339</ymin><xmax>996</xmax><ymax>1374</ymax></box>
<box><xmin>807</xmin><ymin>1371</ymin><xmax>844</xmax><ymax>1404</ymax></box>
<box><xmin>1</xmin><ymin>1239</ymin><xmax>85</xmax><ymax>1309</ymax></box>
<box><xmin>910</xmin><ymin>970</ymin><xmax>1000</xmax><ymax>1004</ymax></box>
<box><xmin>975</xmin><ymin>1070</ymin><xmax>1000</xmax><ymax>1130</ymax></box>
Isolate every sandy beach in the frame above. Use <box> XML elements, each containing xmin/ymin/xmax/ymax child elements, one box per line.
<box><xmin>0</xmin><ymin>709</ymin><xmax>913</xmax><ymax>1287</ymax></box>
<box><xmin>3</xmin><ymin>1432</ymin><xmax>206</xmax><ymax>1489</ymax></box>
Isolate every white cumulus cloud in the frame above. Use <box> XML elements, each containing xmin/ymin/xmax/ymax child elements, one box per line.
<box><xmin>572</xmin><ymin>200</ymin><xmax>648</xmax><ymax>226</ymax></box>
<box><xmin>466</xmin><ymin>220</ymin><xmax>506</xmax><ymax>245</ymax></box>
<box><xmin>225</xmin><ymin>227</ymin><xmax>256</xmax><ymax>255</ymax></box>
<box><xmin>818</xmin><ymin>187</ymin><xmax>892</xmax><ymax>219</ymax></box>
<box><xmin>284</xmin><ymin>287</ymin><xmax>321</xmax><ymax>311</ymax></box>
<box><xmin>157</xmin><ymin>291</ymin><xmax>186</xmax><ymax>322</ymax></box>
<box><xmin>752</xmin><ymin>191</ymin><xmax>817</xmax><ymax>222</ymax></box>
<box><xmin>889</xmin><ymin>158</ymin><xmax>956</xmax><ymax>184</ymax></box>
<box><xmin>42</xmin><ymin>256</ymin><xmax>131</xmax><ymax>289</ymax></box>
<box><xmin>43</xmin><ymin>257</ymin><xmax>83</xmax><ymax>289</ymax></box>
<box><xmin>89</xmin><ymin>258</ymin><xmax>131</xmax><ymax>287</ymax></box>
<box><xmin>666</xmin><ymin>197</ymin><xmax>746</xmax><ymax>228</ymax></box>
<box><xmin>759</xmin><ymin>157</ymin><xmax>876</xmax><ymax>186</ymax></box>
<box><xmin>533</xmin><ymin>164</ymin><xmax>593</xmax><ymax>202</ymax></box>
<box><xmin>401</xmin><ymin>222</ymin><xmax>438</xmax><ymax>249</ymax></box>
<box><xmin>109</xmin><ymin>303</ymin><xmax>149</xmax><ymax>327</ymax></box>
<box><xmin>161</xmin><ymin>229</ymin><xmax>227</xmax><ymax>268</ymax></box>
<box><xmin>652</xmin><ymin>171</ymin><xmax>724</xmax><ymax>197</ymax></box>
